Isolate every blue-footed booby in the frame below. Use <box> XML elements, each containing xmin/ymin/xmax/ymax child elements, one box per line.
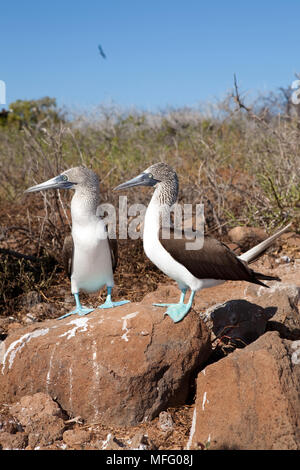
<box><xmin>115</xmin><ymin>162</ymin><xmax>291</xmax><ymax>323</ymax></box>
<box><xmin>25</xmin><ymin>166</ymin><xmax>130</xmax><ymax>319</ymax></box>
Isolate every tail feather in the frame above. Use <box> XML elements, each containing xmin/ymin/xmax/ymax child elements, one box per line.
<box><xmin>254</xmin><ymin>272</ymin><xmax>281</xmax><ymax>282</ymax></box>
<box><xmin>239</xmin><ymin>222</ymin><xmax>292</xmax><ymax>264</ymax></box>
<box><xmin>251</xmin><ymin>272</ymin><xmax>281</xmax><ymax>288</ymax></box>
<box><xmin>252</xmin><ymin>278</ymin><xmax>270</xmax><ymax>288</ymax></box>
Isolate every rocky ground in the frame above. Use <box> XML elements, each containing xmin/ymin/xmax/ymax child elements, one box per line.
<box><xmin>0</xmin><ymin>227</ymin><xmax>299</xmax><ymax>450</ymax></box>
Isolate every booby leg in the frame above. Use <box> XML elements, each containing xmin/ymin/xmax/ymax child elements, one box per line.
<box><xmin>57</xmin><ymin>293</ymin><xmax>94</xmax><ymax>320</ymax></box>
<box><xmin>164</xmin><ymin>290</ymin><xmax>195</xmax><ymax>323</ymax></box>
<box><xmin>98</xmin><ymin>287</ymin><xmax>130</xmax><ymax>309</ymax></box>
<box><xmin>153</xmin><ymin>288</ymin><xmax>187</xmax><ymax>308</ymax></box>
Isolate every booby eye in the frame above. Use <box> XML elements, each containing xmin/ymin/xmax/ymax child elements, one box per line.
<box><xmin>62</xmin><ymin>175</ymin><xmax>68</xmax><ymax>181</ymax></box>
<box><xmin>148</xmin><ymin>173</ymin><xmax>153</xmax><ymax>179</ymax></box>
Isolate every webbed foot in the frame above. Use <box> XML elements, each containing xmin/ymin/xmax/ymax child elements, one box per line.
<box><xmin>98</xmin><ymin>287</ymin><xmax>130</xmax><ymax>309</ymax></box>
<box><xmin>57</xmin><ymin>293</ymin><xmax>94</xmax><ymax>320</ymax></box>
<box><xmin>98</xmin><ymin>299</ymin><xmax>130</xmax><ymax>309</ymax></box>
<box><xmin>164</xmin><ymin>302</ymin><xmax>192</xmax><ymax>323</ymax></box>
<box><xmin>57</xmin><ymin>306</ymin><xmax>94</xmax><ymax>320</ymax></box>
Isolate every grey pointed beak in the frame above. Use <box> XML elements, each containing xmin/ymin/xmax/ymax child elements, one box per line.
<box><xmin>25</xmin><ymin>174</ymin><xmax>76</xmax><ymax>193</ymax></box>
<box><xmin>114</xmin><ymin>172</ymin><xmax>159</xmax><ymax>191</ymax></box>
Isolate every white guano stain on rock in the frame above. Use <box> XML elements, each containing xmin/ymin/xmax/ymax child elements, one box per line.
<box><xmin>0</xmin><ymin>341</ymin><xmax>6</xmax><ymax>365</ymax></box>
<box><xmin>91</xmin><ymin>339</ymin><xmax>101</xmax><ymax>419</ymax></box>
<box><xmin>101</xmin><ymin>433</ymin><xmax>112</xmax><ymax>450</ymax></box>
<box><xmin>1</xmin><ymin>328</ymin><xmax>49</xmax><ymax>374</ymax></box>
<box><xmin>92</xmin><ymin>340</ymin><xmax>100</xmax><ymax>380</ymax></box>
<box><xmin>186</xmin><ymin>407</ymin><xmax>197</xmax><ymax>450</ymax></box>
<box><xmin>202</xmin><ymin>391</ymin><xmax>209</xmax><ymax>411</ymax></box>
<box><xmin>59</xmin><ymin>317</ymin><xmax>90</xmax><ymax>340</ymax></box>
<box><xmin>69</xmin><ymin>364</ymin><xmax>73</xmax><ymax>409</ymax></box>
<box><xmin>46</xmin><ymin>343</ymin><xmax>58</xmax><ymax>392</ymax></box>
<box><xmin>120</xmin><ymin>312</ymin><xmax>139</xmax><ymax>342</ymax></box>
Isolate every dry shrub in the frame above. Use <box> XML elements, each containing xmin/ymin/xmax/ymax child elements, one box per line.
<box><xmin>0</xmin><ymin>90</ymin><xmax>299</xmax><ymax>316</ymax></box>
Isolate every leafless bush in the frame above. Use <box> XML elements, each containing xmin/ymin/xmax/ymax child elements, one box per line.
<box><xmin>0</xmin><ymin>90</ymin><xmax>299</xmax><ymax>251</ymax></box>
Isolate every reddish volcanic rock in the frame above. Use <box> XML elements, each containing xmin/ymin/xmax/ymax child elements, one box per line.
<box><xmin>9</xmin><ymin>393</ymin><xmax>66</xmax><ymax>448</ymax></box>
<box><xmin>228</xmin><ymin>226</ymin><xmax>267</xmax><ymax>251</ymax></box>
<box><xmin>246</xmin><ymin>283</ymin><xmax>300</xmax><ymax>340</ymax></box>
<box><xmin>0</xmin><ymin>303</ymin><xmax>211</xmax><ymax>426</ymax></box>
<box><xmin>188</xmin><ymin>332</ymin><xmax>300</xmax><ymax>450</ymax></box>
<box><xmin>62</xmin><ymin>429</ymin><xmax>92</xmax><ymax>449</ymax></box>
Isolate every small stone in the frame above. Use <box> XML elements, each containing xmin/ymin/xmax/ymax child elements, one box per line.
<box><xmin>9</xmin><ymin>393</ymin><xmax>65</xmax><ymax>447</ymax></box>
<box><xmin>130</xmin><ymin>432</ymin><xmax>156</xmax><ymax>450</ymax></box>
<box><xmin>63</xmin><ymin>429</ymin><xmax>92</xmax><ymax>448</ymax></box>
<box><xmin>101</xmin><ymin>433</ymin><xmax>126</xmax><ymax>450</ymax></box>
<box><xmin>228</xmin><ymin>226</ymin><xmax>267</xmax><ymax>251</ymax></box>
<box><xmin>275</xmin><ymin>255</ymin><xmax>292</xmax><ymax>265</ymax></box>
<box><xmin>25</xmin><ymin>313</ymin><xmax>38</xmax><ymax>324</ymax></box>
<box><xmin>158</xmin><ymin>411</ymin><xmax>174</xmax><ymax>432</ymax></box>
<box><xmin>0</xmin><ymin>412</ymin><xmax>23</xmax><ymax>433</ymax></box>
<box><xmin>10</xmin><ymin>393</ymin><xmax>64</xmax><ymax>426</ymax></box>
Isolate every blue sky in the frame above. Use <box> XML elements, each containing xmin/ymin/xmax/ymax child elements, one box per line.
<box><xmin>1</xmin><ymin>0</ymin><xmax>299</xmax><ymax>111</ymax></box>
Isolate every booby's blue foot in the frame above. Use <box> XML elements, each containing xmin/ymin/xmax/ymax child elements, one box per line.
<box><xmin>98</xmin><ymin>287</ymin><xmax>130</xmax><ymax>309</ymax></box>
<box><xmin>163</xmin><ymin>290</ymin><xmax>195</xmax><ymax>323</ymax></box>
<box><xmin>58</xmin><ymin>306</ymin><xmax>94</xmax><ymax>320</ymax></box>
<box><xmin>99</xmin><ymin>299</ymin><xmax>130</xmax><ymax>309</ymax></box>
<box><xmin>57</xmin><ymin>293</ymin><xmax>94</xmax><ymax>320</ymax></box>
<box><xmin>153</xmin><ymin>288</ymin><xmax>187</xmax><ymax>309</ymax></box>
<box><xmin>165</xmin><ymin>303</ymin><xmax>192</xmax><ymax>323</ymax></box>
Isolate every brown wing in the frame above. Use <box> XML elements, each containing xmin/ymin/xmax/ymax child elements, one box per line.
<box><xmin>159</xmin><ymin>227</ymin><xmax>263</xmax><ymax>284</ymax></box>
<box><xmin>108</xmin><ymin>237</ymin><xmax>118</xmax><ymax>272</ymax></box>
<box><xmin>62</xmin><ymin>235</ymin><xmax>74</xmax><ymax>278</ymax></box>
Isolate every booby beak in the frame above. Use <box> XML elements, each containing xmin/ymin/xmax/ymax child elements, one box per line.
<box><xmin>25</xmin><ymin>174</ymin><xmax>77</xmax><ymax>193</ymax></box>
<box><xmin>114</xmin><ymin>172</ymin><xmax>159</xmax><ymax>191</ymax></box>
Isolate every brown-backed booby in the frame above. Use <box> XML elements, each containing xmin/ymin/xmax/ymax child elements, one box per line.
<box><xmin>115</xmin><ymin>162</ymin><xmax>290</xmax><ymax>323</ymax></box>
<box><xmin>25</xmin><ymin>166</ymin><xmax>129</xmax><ymax>319</ymax></box>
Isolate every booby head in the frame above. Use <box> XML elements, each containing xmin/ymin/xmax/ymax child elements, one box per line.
<box><xmin>25</xmin><ymin>166</ymin><xmax>99</xmax><ymax>194</ymax></box>
<box><xmin>114</xmin><ymin>163</ymin><xmax>178</xmax><ymax>191</ymax></box>
<box><xmin>114</xmin><ymin>162</ymin><xmax>179</xmax><ymax>208</ymax></box>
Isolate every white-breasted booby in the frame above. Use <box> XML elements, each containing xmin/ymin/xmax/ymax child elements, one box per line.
<box><xmin>25</xmin><ymin>166</ymin><xmax>129</xmax><ymax>319</ymax></box>
<box><xmin>115</xmin><ymin>162</ymin><xmax>291</xmax><ymax>323</ymax></box>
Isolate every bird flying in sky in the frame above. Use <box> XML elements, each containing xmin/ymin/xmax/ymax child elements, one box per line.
<box><xmin>98</xmin><ymin>44</ymin><xmax>106</xmax><ymax>59</ymax></box>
